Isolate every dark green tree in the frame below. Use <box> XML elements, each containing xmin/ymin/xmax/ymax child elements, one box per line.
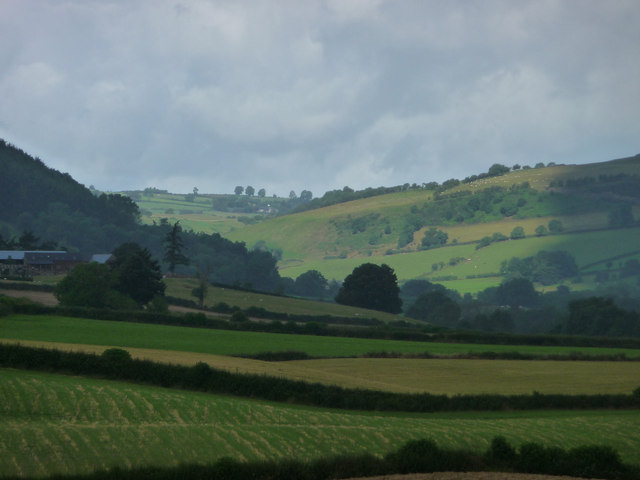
<box><xmin>406</xmin><ymin>291</ymin><xmax>461</xmax><ymax>326</ymax></box>
<box><xmin>608</xmin><ymin>203</ymin><xmax>634</xmax><ymax>227</ymax></box>
<box><xmin>245</xmin><ymin>185</ymin><xmax>255</xmax><ymax>196</ymax></box>
<box><xmin>496</xmin><ymin>277</ymin><xmax>538</xmax><ymax>307</ymax></box>
<box><xmin>335</xmin><ymin>263</ymin><xmax>402</xmax><ymax>313</ymax></box>
<box><xmin>510</xmin><ymin>226</ymin><xmax>525</xmax><ymax>239</ymax></box>
<box><xmin>234</xmin><ymin>186</ymin><xmax>244</xmax><ymax>195</ymax></box>
<box><xmin>535</xmin><ymin>225</ymin><xmax>548</xmax><ymax>236</ymax></box>
<box><xmin>548</xmin><ymin>219</ymin><xmax>564</xmax><ymax>233</ymax></box>
<box><xmin>300</xmin><ymin>190</ymin><xmax>313</xmax><ymax>201</ymax></box>
<box><xmin>163</xmin><ymin>221</ymin><xmax>189</xmax><ymax>274</ymax></box>
<box><xmin>294</xmin><ymin>270</ymin><xmax>328</xmax><ymax>298</ymax></box>
<box><xmin>488</xmin><ymin>163</ymin><xmax>510</xmax><ymax>176</ymax></box>
<box><xmin>54</xmin><ymin>262</ymin><xmax>136</xmax><ymax>309</ymax></box>
<box><xmin>558</xmin><ymin>297</ymin><xmax>640</xmax><ymax>337</ymax></box>
<box><xmin>421</xmin><ymin>228</ymin><xmax>448</xmax><ymax>249</ymax></box>
<box><xmin>111</xmin><ymin>242</ymin><xmax>165</xmax><ymax>306</ymax></box>
<box><xmin>191</xmin><ymin>267</ymin><xmax>209</xmax><ymax>309</ymax></box>
<box><xmin>258</xmin><ymin>188</ymin><xmax>266</xmax><ymax>197</ymax></box>
<box><xmin>17</xmin><ymin>231</ymin><xmax>40</xmax><ymax>250</ymax></box>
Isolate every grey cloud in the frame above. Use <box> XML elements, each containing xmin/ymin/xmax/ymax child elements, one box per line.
<box><xmin>0</xmin><ymin>0</ymin><xmax>638</xmax><ymax>195</ymax></box>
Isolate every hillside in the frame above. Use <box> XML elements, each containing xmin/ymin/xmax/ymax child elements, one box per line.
<box><xmin>219</xmin><ymin>155</ymin><xmax>640</xmax><ymax>288</ymax></box>
<box><xmin>0</xmin><ymin>140</ymin><xmax>282</xmax><ymax>291</ymax></box>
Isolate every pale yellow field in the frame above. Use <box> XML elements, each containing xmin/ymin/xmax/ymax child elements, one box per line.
<box><xmin>4</xmin><ymin>340</ymin><xmax>639</xmax><ymax>396</ymax></box>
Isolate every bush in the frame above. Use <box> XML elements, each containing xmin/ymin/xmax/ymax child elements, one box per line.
<box><xmin>510</xmin><ymin>226</ymin><xmax>525</xmax><ymax>239</ymax></box>
<box><xmin>486</xmin><ymin>436</ymin><xmax>517</xmax><ymax>465</ymax></box>
<box><xmin>101</xmin><ymin>348</ymin><xmax>132</xmax><ymax>362</ymax></box>
<box><xmin>230</xmin><ymin>310</ymin><xmax>249</xmax><ymax>322</ymax></box>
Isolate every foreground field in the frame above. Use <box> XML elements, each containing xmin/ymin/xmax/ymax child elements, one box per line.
<box><xmin>3</xmin><ymin>315</ymin><xmax>640</xmax><ymax>360</ymax></box>
<box><xmin>1</xmin><ymin>368</ymin><xmax>638</xmax><ymax>478</ymax></box>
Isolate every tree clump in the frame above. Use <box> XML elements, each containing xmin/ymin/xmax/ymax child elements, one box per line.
<box><xmin>55</xmin><ymin>242</ymin><xmax>165</xmax><ymax>309</ymax></box>
<box><xmin>335</xmin><ymin>263</ymin><xmax>402</xmax><ymax>314</ymax></box>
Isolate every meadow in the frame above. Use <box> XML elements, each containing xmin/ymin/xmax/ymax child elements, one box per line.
<box><xmin>164</xmin><ymin>279</ymin><xmax>402</xmax><ymax>322</ymax></box>
<box><xmin>278</xmin><ymin>227</ymin><xmax>640</xmax><ymax>286</ymax></box>
<box><xmin>1</xmin><ymin>368</ymin><xmax>638</xmax><ymax>478</ymax></box>
<box><xmin>3</xmin><ymin>315</ymin><xmax>640</xmax><ymax>360</ymax></box>
<box><xmin>3</xmin><ymin>338</ymin><xmax>638</xmax><ymax>397</ymax></box>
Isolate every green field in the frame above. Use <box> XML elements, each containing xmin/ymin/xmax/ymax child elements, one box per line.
<box><xmin>164</xmin><ymin>278</ymin><xmax>402</xmax><ymax>322</ymax></box>
<box><xmin>4</xmin><ymin>338</ymin><xmax>639</xmax><ymax>396</ymax></box>
<box><xmin>278</xmin><ymin>227</ymin><xmax>640</xmax><ymax>286</ymax></box>
<box><xmin>3</xmin><ymin>315</ymin><xmax>640</xmax><ymax>360</ymax></box>
<box><xmin>1</xmin><ymin>368</ymin><xmax>639</xmax><ymax>478</ymax></box>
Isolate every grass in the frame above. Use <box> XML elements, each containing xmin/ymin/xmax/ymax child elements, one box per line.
<box><xmin>221</xmin><ymin>158</ymin><xmax>640</xmax><ymax>264</ymax></box>
<box><xmin>1</xmin><ymin>368</ymin><xmax>639</xmax><ymax>478</ymax></box>
<box><xmin>164</xmin><ymin>278</ymin><xmax>402</xmax><ymax>322</ymax></box>
<box><xmin>11</xmin><ymin>337</ymin><xmax>640</xmax><ymax>398</ymax></box>
<box><xmin>3</xmin><ymin>315</ymin><xmax>640</xmax><ymax>360</ymax></box>
<box><xmin>4</xmin><ymin>339</ymin><xmax>640</xmax><ymax>396</ymax></box>
<box><xmin>278</xmin><ymin>227</ymin><xmax>640</xmax><ymax>288</ymax></box>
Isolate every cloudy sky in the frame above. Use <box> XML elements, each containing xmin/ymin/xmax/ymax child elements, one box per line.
<box><xmin>1</xmin><ymin>1</ymin><xmax>638</xmax><ymax>197</ymax></box>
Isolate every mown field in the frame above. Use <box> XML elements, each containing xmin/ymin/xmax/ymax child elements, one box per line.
<box><xmin>3</xmin><ymin>315</ymin><xmax>640</xmax><ymax>360</ymax></box>
<box><xmin>1</xmin><ymin>368</ymin><xmax>639</xmax><ymax>478</ymax></box>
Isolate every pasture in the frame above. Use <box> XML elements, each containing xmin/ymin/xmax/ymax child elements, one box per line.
<box><xmin>3</xmin><ymin>315</ymin><xmax>640</xmax><ymax>360</ymax></box>
<box><xmin>3</xmin><ymin>339</ymin><xmax>639</xmax><ymax>396</ymax></box>
<box><xmin>1</xmin><ymin>368</ymin><xmax>638</xmax><ymax>478</ymax></box>
<box><xmin>164</xmin><ymin>278</ymin><xmax>402</xmax><ymax>322</ymax></box>
<box><xmin>278</xmin><ymin>227</ymin><xmax>640</xmax><ymax>285</ymax></box>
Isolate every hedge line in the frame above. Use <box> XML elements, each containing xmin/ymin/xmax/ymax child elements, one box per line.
<box><xmin>1</xmin><ymin>344</ymin><xmax>639</xmax><ymax>413</ymax></box>
<box><xmin>246</xmin><ymin>349</ymin><xmax>637</xmax><ymax>362</ymax></box>
<box><xmin>166</xmin><ymin>295</ymin><xmax>385</xmax><ymax>326</ymax></box>
<box><xmin>2</xmin><ymin>436</ymin><xmax>638</xmax><ymax>480</ymax></box>
<box><xmin>0</xmin><ymin>281</ymin><xmax>54</xmax><ymax>291</ymax></box>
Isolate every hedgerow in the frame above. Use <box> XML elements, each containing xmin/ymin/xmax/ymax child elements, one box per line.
<box><xmin>0</xmin><ymin>344</ymin><xmax>638</xmax><ymax>413</ymax></box>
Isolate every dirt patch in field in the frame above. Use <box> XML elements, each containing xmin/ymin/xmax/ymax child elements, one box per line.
<box><xmin>347</xmin><ymin>473</ymin><xmax>602</xmax><ymax>480</ymax></box>
<box><xmin>0</xmin><ymin>289</ymin><xmax>58</xmax><ymax>306</ymax></box>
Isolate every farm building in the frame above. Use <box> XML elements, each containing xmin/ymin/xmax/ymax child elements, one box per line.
<box><xmin>0</xmin><ymin>250</ymin><xmax>110</xmax><ymax>277</ymax></box>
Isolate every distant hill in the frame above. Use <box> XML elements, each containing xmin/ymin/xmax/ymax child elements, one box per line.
<box><xmin>0</xmin><ymin>139</ymin><xmax>282</xmax><ymax>292</ymax></box>
<box><xmin>0</xmin><ymin>139</ymin><xmax>140</xmax><ymax>240</ymax></box>
<box><xmin>220</xmin><ymin>154</ymin><xmax>640</xmax><ymax>291</ymax></box>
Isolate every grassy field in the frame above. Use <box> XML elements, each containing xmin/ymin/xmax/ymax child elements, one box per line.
<box><xmin>3</xmin><ymin>338</ymin><xmax>639</xmax><ymax>396</ymax></box>
<box><xmin>136</xmin><ymin>193</ymin><xmax>258</xmax><ymax>236</ymax></box>
<box><xmin>221</xmin><ymin>157</ymin><xmax>640</xmax><ymax>267</ymax></box>
<box><xmin>164</xmin><ymin>278</ymin><xmax>403</xmax><ymax>322</ymax></box>
<box><xmin>1</xmin><ymin>368</ymin><xmax>639</xmax><ymax>478</ymax></box>
<box><xmin>3</xmin><ymin>315</ymin><xmax>640</xmax><ymax>360</ymax></box>
<box><xmin>278</xmin><ymin>227</ymin><xmax>640</xmax><ymax>286</ymax></box>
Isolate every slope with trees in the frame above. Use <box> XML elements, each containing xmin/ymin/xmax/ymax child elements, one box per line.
<box><xmin>0</xmin><ymin>140</ymin><xmax>282</xmax><ymax>293</ymax></box>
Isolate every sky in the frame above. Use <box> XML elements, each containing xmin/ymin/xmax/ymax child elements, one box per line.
<box><xmin>1</xmin><ymin>1</ymin><xmax>639</xmax><ymax>197</ymax></box>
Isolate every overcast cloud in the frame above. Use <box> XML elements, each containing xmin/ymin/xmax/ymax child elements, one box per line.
<box><xmin>1</xmin><ymin>0</ymin><xmax>638</xmax><ymax>196</ymax></box>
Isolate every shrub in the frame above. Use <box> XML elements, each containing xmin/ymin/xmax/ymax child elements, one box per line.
<box><xmin>535</xmin><ymin>225</ymin><xmax>548</xmax><ymax>236</ymax></box>
<box><xmin>231</xmin><ymin>310</ymin><xmax>249</xmax><ymax>322</ymax></box>
<box><xmin>510</xmin><ymin>226</ymin><xmax>525</xmax><ymax>239</ymax></box>
<box><xmin>548</xmin><ymin>219</ymin><xmax>564</xmax><ymax>233</ymax></box>
<box><xmin>101</xmin><ymin>348</ymin><xmax>132</xmax><ymax>362</ymax></box>
<box><xmin>486</xmin><ymin>436</ymin><xmax>517</xmax><ymax>465</ymax></box>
